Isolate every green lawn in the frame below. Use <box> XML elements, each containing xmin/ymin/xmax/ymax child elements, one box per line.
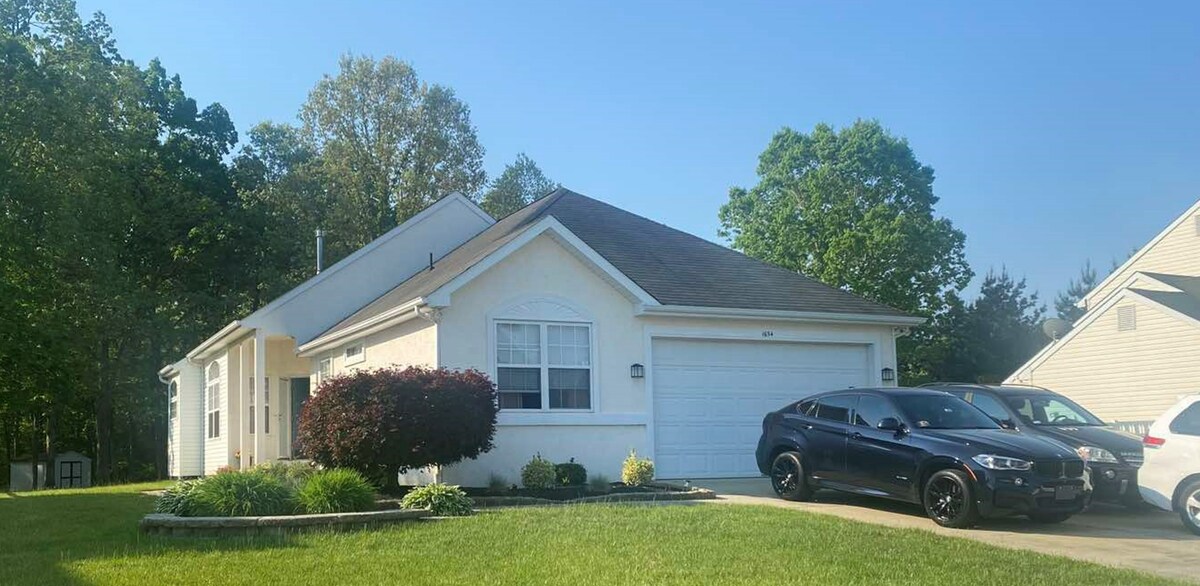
<box><xmin>0</xmin><ymin>483</ymin><xmax>1182</xmax><ymax>585</ymax></box>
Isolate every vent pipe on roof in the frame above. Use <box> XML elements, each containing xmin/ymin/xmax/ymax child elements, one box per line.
<box><xmin>315</xmin><ymin>229</ymin><xmax>325</xmax><ymax>275</ymax></box>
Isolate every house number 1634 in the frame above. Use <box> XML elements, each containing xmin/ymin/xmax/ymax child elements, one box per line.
<box><xmin>761</xmin><ymin>330</ymin><xmax>774</xmax><ymax>338</ymax></box>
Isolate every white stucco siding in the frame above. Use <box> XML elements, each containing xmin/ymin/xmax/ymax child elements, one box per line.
<box><xmin>442</xmin><ymin>425</ymin><xmax>645</xmax><ymax>487</ymax></box>
<box><xmin>1010</xmin><ymin>299</ymin><xmax>1200</xmax><ymax>423</ymax></box>
<box><xmin>317</xmin><ymin>319</ymin><xmax>437</xmax><ymax>384</ymax></box>
<box><xmin>1085</xmin><ymin>207</ymin><xmax>1200</xmax><ymax>309</ymax></box>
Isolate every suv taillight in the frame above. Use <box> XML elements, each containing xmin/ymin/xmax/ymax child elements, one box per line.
<box><xmin>1143</xmin><ymin>435</ymin><xmax>1166</xmax><ymax>448</ymax></box>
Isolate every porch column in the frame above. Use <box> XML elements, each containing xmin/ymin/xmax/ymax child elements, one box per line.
<box><xmin>254</xmin><ymin>330</ymin><xmax>266</xmax><ymax>466</ymax></box>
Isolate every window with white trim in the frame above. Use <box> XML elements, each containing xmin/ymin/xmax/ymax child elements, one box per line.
<box><xmin>168</xmin><ymin>381</ymin><xmax>178</xmax><ymax>421</ymax></box>
<box><xmin>496</xmin><ymin>321</ymin><xmax>592</xmax><ymax>410</ymax></box>
<box><xmin>206</xmin><ymin>362</ymin><xmax>221</xmax><ymax>439</ymax></box>
<box><xmin>317</xmin><ymin>357</ymin><xmax>332</xmax><ymax>384</ymax></box>
<box><xmin>264</xmin><ymin>378</ymin><xmax>270</xmax><ymax>435</ymax></box>
<box><xmin>344</xmin><ymin>343</ymin><xmax>365</xmax><ymax>365</ymax></box>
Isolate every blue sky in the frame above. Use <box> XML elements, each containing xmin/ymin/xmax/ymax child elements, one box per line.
<box><xmin>77</xmin><ymin>0</ymin><xmax>1200</xmax><ymax>304</ymax></box>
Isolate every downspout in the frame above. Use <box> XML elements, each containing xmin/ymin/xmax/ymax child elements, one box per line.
<box><xmin>157</xmin><ymin>371</ymin><xmax>172</xmax><ymax>479</ymax></box>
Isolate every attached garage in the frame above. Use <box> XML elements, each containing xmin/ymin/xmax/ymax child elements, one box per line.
<box><xmin>651</xmin><ymin>337</ymin><xmax>874</xmax><ymax>479</ymax></box>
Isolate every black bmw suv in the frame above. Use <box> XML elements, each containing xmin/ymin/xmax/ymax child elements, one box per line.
<box><xmin>923</xmin><ymin>383</ymin><xmax>1145</xmax><ymax>507</ymax></box>
<box><xmin>756</xmin><ymin>387</ymin><xmax>1089</xmax><ymax>528</ymax></box>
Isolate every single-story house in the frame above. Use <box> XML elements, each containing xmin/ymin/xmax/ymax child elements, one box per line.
<box><xmin>1007</xmin><ymin>197</ymin><xmax>1200</xmax><ymax>431</ymax></box>
<box><xmin>162</xmin><ymin>188</ymin><xmax>920</xmax><ymax>484</ymax></box>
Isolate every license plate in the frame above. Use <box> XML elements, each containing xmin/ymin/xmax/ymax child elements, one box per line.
<box><xmin>1055</xmin><ymin>485</ymin><xmax>1079</xmax><ymax>501</ymax></box>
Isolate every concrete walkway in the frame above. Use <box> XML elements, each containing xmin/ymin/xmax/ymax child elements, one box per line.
<box><xmin>699</xmin><ymin>477</ymin><xmax>1199</xmax><ymax>584</ymax></box>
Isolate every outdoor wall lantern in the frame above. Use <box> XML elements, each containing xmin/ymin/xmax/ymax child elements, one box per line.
<box><xmin>881</xmin><ymin>367</ymin><xmax>896</xmax><ymax>383</ymax></box>
<box><xmin>630</xmin><ymin>363</ymin><xmax>645</xmax><ymax>379</ymax></box>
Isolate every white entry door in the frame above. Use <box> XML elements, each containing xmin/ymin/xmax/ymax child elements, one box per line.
<box><xmin>652</xmin><ymin>338</ymin><xmax>872</xmax><ymax>479</ymax></box>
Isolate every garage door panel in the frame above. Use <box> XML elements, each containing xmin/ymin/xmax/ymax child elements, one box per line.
<box><xmin>653</xmin><ymin>338</ymin><xmax>871</xmax><ymax>479</ymax></box>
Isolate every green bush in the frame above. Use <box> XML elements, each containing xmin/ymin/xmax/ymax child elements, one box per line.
<box><xmin>154</xmin><ymin>479</ymin><xmax>206</xmax><ymax>516</ymax></box>
<box><xmin>400</xmin><ymin>483</ymin><xmax>474</xmax><ymax>516</ymax></box>
<box><xmin>555</xmin><ymin>459</ymin><xmax>587</xmax><ymax>487</ymax></box>
<box><xmin>296</xmin><ymin>468</ymin><xmax>376</xmax><ymax>514</ymax></box>
<box><xmin>621</xmin><ymin>450</ymin><xmax>654</xmax><ymax>486</ymax></box>
<box><xmin>487</xmin><ymin>472</ymin><xmax>511</xmax><ymax>493</ymax></box>
<box><xmin>521</xmin><ymin>454</ymin><xmax>556</xmax><ymax>489</ymax></box>
<box><xmin>255</xmin><ymin>460</ymin><xmax>318</xmax><ymax>490</ymax></box>
<box><xmin>588</xmin><ymin>474</ymin><xmax>612</xmax><ymax>494</ymax></box>
<box><xmin>190</xmin><ymin>470</ymin><xmax>295</xmax><ymax>517</ymax></box>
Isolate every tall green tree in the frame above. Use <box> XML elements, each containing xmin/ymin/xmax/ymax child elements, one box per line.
<box><xmin>300</xmin><ymin>54</ymin><xmax>486</xmax><ymax>250</ymax></box>
<box><xmin>719</xmin><ymin>120</ymin><xmax>973</xmax><ymax>383</ymax></box>
<box><xmin>479</xmin><ymin>153</ymin><xmax>558</xmax><ymax>218</ymax></box>
<box><xmin>719</xmin><ymin>120</ymin><xmax>972</xmax><ymax>316</ymax></box>
<box><xmin>1054</xmin><ymin>261</ymin><xmax>1098</xmax><ymax>323</ymax></box>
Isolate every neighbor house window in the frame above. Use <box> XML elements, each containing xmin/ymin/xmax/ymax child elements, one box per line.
<box><xmin>344</xmin><ymin>343</ymin><xmax>365</xmax><ymax>365</ymax></box>
<box><xmin>495</xmin><ymin>321</ymin><xmax>592</xmax><ymax>411</ymax></box>
<box><xmin>168</xmin><ymin>381</ymin><xmax>178</xmax><ymax>421</ymax></box>
<box><xmin>206</xmin><ymin>362</ymin><xmax>221</xmax><ymax>439</ymax></box>
<box><xmin>317</xmin><ymin>357</ymin><xmax>332</xmax><ymax>383</ymax></box>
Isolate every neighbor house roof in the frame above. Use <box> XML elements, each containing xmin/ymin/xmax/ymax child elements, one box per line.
<box><xmin>313</xmin><ymin>188</ymin><xmax>915</xmax><ymax>343</ymax></box>
<box><xmin>1129</xmin><ymin>288</ymin><xmax>1200</xmax><ymax>322</ymax></box>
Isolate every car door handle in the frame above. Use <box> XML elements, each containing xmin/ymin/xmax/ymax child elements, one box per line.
<box><xmin>801</xmin><ymin>423</ymin><xmax>813</xmax><ymax>430</ymax></box>
<box><xmin>850</xmin><ymin>432</ymin><xmax>864</xmax><ymax>440</ymax></box>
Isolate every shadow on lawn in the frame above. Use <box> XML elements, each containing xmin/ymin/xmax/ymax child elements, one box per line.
<box><xmin>0</xmin><ymin>489</ymin><xmax>310</xmax><ymax>586</ymax></box>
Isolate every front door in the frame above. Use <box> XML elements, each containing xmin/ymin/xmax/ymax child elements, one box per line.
<box><xmin>290</xmin><ymin>377</ymin><xmax>311</xmax><ymax>457</ymax></box>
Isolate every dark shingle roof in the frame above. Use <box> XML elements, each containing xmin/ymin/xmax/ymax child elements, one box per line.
<box><xmin>311</xmin><ymin>189</ymin><xmax>913</xmax><ymax>343</ymax></box>
<box><xmin>1130</xmin><ymin>288</ymin><xmax>1200</xmax><ymax>322</ymax></box>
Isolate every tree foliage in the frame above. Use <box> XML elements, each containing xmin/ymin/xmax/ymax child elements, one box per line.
<box><xmin>719</xmin><ymin>120</ymin><xmax>972</xmax><ymax>316</ymax></box>
<box><xmin>1055</xmin><ymin>261</ymin><xmax>1098</xmax><ymax>323</ymax></box>
<box><xmin>480</xmin><ymin>153</ymin><xmax>558</xmax><ymax>218</ymax></box>
<box><xmin>297</xmin><ymin>367</ymin><xmax>498</xmax><ymax>487</ymax></box>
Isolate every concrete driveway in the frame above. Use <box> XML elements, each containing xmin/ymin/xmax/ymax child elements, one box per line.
<box><xmin>700</xmin><ymin>477</ymin><xmax>1199</xmax><ymax>584</ymax></box>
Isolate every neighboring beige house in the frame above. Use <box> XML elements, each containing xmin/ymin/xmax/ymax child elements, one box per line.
<box><xmin>1007</xmin><ymin>198</ymin><xmax>1200</xmax><ymax>429</ymax></box>
<box><xmin>162</xmin><ymin>188</ymin><xmax>920</xmax><ymax>485</ymax></box>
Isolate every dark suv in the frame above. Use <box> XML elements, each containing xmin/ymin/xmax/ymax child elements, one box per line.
<box><xmin>756</xmin><ymin>387</ymin><xmax>1089</xmax><ymax>528</ymax></box>
<box><xmin>923</xmin><ymin>383</ymin><xmax>1144</xmax><ymax>507</ymax></box>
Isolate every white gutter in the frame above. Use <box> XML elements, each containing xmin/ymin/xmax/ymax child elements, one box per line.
<box><xmin>297</xmin><ymin>297</ymin><xmax>428</xmax><ymax>356</ymax></box>
<box><xmin>637</xmin><ymin>304</ymin><xmax>926</xmax><ymax>326</ymax></box>
<box><xmin>184</xmin><ymin>320</ymin><xmax>249</xmax><ymax>361</ymax></box>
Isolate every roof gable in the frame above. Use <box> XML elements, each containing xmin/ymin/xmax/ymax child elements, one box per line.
<box><xmin>1082</xmin><ymin>198</ymin><xmax>1200</xmax><ymax>309</ymax></box>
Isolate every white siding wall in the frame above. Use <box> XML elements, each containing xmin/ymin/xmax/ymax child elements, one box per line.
<box><xmin>1011</xmin><ymin>299</ymin><xmax>1200</xmax><ymax>422</ymax></box>
<box><xmin>1086</xmin><ymin>209</ymin><xmax>1200</xmax><ymax>309</ymax></box>
<box><xmin>169</xmin><ymin>362</ymin><xmax>204</xmax><ymax>477</ymax></box>
<box><xmin>202</xmin><ymin>352</ymin><xmax>231</xmax><ymax>474</ymax></box>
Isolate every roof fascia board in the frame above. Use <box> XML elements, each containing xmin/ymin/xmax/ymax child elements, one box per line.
<box><xmin>297</xmin><ymin>297</ymin><xmax>426</xmax><ymax>355</ymax></box>
<box><xmin>424</xmin><ymin>216</ymin><xmax>660</xmax><ymax>308</ymax></box>
<box><xmin>637</xmin><ymin>304</ymin><xmax>925</xmax><ymax>326</ymax></box>
<box><xmin>245</xmin><ymin>193</ymin><xmax>493</xmax><ymax>322</ymax></box>
<box><xmin>1126</xmin><ymin>290</ymin><xmax>1200</xmax><ymax>330</ymax></box>
<box><xmin>184</xmin><ymin>321</ymin><xmax>249</xmax><ymax>361</ymax></box>
<box><xmin>1077</xmin><ymin>198</ymin><xmax>1200</xmax><ymax>308</ymax></box>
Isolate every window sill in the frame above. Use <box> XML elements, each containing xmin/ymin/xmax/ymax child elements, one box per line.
<box><xmin>496</xmin><ymin>412</ymin><xmax>648</xmax><ymax>427</ymax></box>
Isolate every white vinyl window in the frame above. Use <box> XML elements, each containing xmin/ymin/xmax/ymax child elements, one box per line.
<box><xmin>206</xmin><ymin>362</ymin><xmax>221</xmax><ymax>439</ymax></box>
<box><xmin>317</xmin><ymin>357</ymin><xmax>332</xmax><ymax>384</ymax></box>
<box><xmin>344</xmin><ymin>343</ymin><xmax>365</xmax><ymax>365</ymax></box>
<box><xmin>168</xmin><ymin>381</ymin><xmax>178</xmax><ymax>421</ymax></box>
<box><xmin>248</xmin><ymin>377</ymin><xmax>255</xmax><ymax>435</ymax></box>
<box><xmin>250</xmin><ymin>378</ymin><xmax>272</xmax><ymax>435</ymax></box>
<box><xmin>495</xmin><ymin>321</ymin><xmax>592</xmax><ymax>411</ymax></box>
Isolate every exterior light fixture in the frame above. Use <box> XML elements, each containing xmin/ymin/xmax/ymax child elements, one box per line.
<box><xmin>630</xmin><ymin>363</ymin><xmax>645</xmax><ymax>379</ymax></box>
<box><xmin>881</xmin><ymin>367</ymin><xmax>896</xmax><ymax>383</ymax></box>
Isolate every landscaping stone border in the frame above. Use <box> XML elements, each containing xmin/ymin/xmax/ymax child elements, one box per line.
<box><xmin>139</xmin><ymin>508</ymin><xmax>431</xmax><ymax>537</ymax></box>
<box><xmin>467</xmin><ymin>483</ymin><xmax>717</xmax><ymax>508</ymax></box>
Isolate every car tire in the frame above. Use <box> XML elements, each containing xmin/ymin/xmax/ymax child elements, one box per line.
<box><xmin>1178</xmin><ymin>480</ymin><xmax>1200</xmax><ymax>536</ymax></box>
<box><xmin>923</xmin><ymin>469</ymin><xmax>979</xmax><ymax>529</ymax></box>
<box><xmin>769</xmin><ymin>451</ymin><xmax>812</xmax><ymax>502</ymax></box>
<box><xmin>1028</xmin><ymin>511</ymin><xmax>1072</xmax><ymax>524</ymax></box>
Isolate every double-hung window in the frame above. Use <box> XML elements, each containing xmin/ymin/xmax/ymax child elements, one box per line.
<box><xmin>206</xmin><ymin>362</ymin><xmax>221</xmax><ymax>439</ymax></box>
<box><xmin>168</xmin><ymin>381</ymin><xmax>178</xmax><ymax>421</ymax></box>
<box><xmin>496</xmin><ymin>321</ymin><xmax>592</xmax><ymax>411</ymax></box>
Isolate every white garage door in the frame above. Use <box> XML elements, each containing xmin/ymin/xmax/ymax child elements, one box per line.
<box><xmin>652</xmin><ymin>338</ymin><xmax>872</xmax><ymax>479</ymax></box>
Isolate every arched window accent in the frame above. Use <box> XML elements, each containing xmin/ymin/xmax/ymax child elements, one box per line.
<box><xmin>206</xmin><ymin>361</ymin><xmax>221</xmax><ymax>439</ymax></box>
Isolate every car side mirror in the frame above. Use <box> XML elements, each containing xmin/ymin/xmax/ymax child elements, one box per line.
<box><xmin>998</xmin><ymin>418</ymin><xmax>1018</xmax><ymax>430</ymax></box>
<box><xmin>877</xmin><ymin>417</ymin><xmax>905</xmax><ymax>433</ymax></box>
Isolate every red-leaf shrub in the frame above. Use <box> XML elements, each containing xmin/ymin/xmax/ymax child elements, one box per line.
<box><xmin>297</xmin><ymin>367</ymin><xmax>498</xmax><ymax>487</ymax></box>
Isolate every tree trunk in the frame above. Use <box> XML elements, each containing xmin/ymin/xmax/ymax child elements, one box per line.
<box><xmin>95</xmin><ymin>339</ymin><xmax>113</xmax><ymax>485</ymax></box>
<box><xmin>45</xmin><ymin>407</ymin><xmax>58</xmax><ymax>489</ymax></box>
<box><xmin>29</xmin><ymin>414</ymin><xmax>39</xmax><ymax>491</ymax></box>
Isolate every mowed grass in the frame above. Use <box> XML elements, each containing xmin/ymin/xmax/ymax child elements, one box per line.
<box><xmin>0</xmin><ymin>483</ymin><xmax>1182</xmax><ymax>586</ymax></box>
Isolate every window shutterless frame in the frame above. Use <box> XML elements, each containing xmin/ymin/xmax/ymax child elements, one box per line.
<box><xmin>493</xmin><ymin>319</ymin><xmax>595</xmax><ymax>412</ymax></box>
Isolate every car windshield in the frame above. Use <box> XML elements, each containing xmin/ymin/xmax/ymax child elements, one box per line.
<box><xmin>1006</xmin><ymin>394</ymin><xmax>1105</xmax><ymax>426</ymax></box>
<box><xmin>893</xmin><ymin>394</ymin><xmax>1000</xmax><ymax>430</ymax></box>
